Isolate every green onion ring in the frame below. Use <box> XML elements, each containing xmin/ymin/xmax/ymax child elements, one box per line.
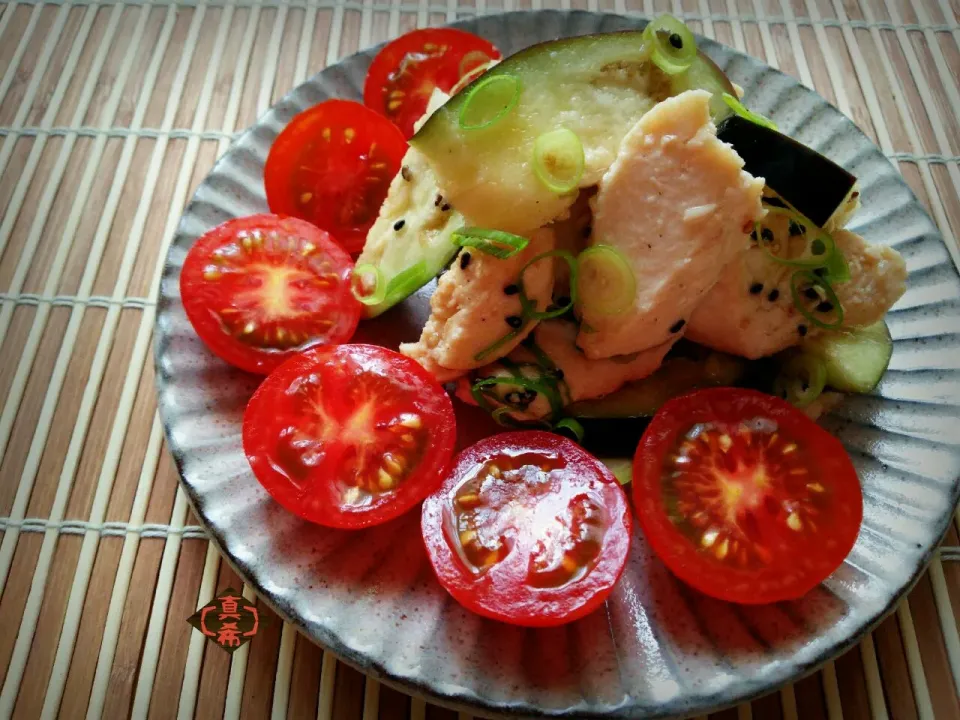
<box><xmin>518</xmin><ymin>250</ymin><xmax>578</xmax><ymax>320</ymax></box>
<box><xmin>642</xmin><ymin>14</ymin><xmax>697</xmax><ymax>75</ymax></box>
<box><xmin>576</xmin><ymin>245</ymin><xmax>636</xmax><ymax>316</ymax></box>
<box><xmin>823</xmin><ymin>245</ymin><xmax>851</xmax><ymax>284</ymax></box>
<box><xmin>382</xmin><ymin>261</ymin><xmax>430</xmax><ymax>304</ymax></box>
<box><xmin>472</xmin><ymin>374</ymin><xmax>563</xmax><ymax>417</ymax></box>
<box><xmin>790</xmin><ymin>270</ymin><xmax>845</xmax><ymax>330</ymax></box>
<box><xmin>722</xmin><ymin>92</ymin><xmax>778</xmax><ymax>131</ymax></box>
<box><xmin>553</xmin><ymin>417</ymin><xmax>585</xmax><ymax>442</ymax></box>
<box><xmin>532</xmin><ymin>128</ymin><xmax>585</xmax><ymax>194</ymax></box>
<box><xmin>458</xmin><ymin>74</ymin><xmax>521</xmax><ymax>130</ymax></box>
<box><xmin>773</xmin><ymin>354</ymin><xmax>827</xmax><ymax>408</ymax></box>
<box><xmin>473</xmin><ymin>327</ymin><xmax>523</xmax><ymax>363</ymax></box>
<box><xmin>350</xmin><ymin>264</ymin><xmax>386</xmax><ymax>305</ymax></box>
<box><xmin>453</xmin><ymin>227</ymin><xmax>529</xmax><ymax>259</ymax></box>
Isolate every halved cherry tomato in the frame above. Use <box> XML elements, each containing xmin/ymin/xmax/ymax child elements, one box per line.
<box><xmin>264</xmin><ymin>100</ymin><xmax>407</xmax><ymax>254</ymax></box>
<box><xmin>244</xmin><ymin>344</ymin><xmax>456</xmax><ymax>529</ymax></box>
<box><xmin>180</xmin><ymin>214</ymin><xmax>361</xmax><ymax>375</ymax></box>
<box><xmin>421</xmin><ymin>431</ymin><xmax>632</xmax><ymax>627</ymax></box>
<box><xmin>364</xmin><ymin>28</ymin><xmax>501</xmax><ymax>138</ymax></box>
<box><xmin>633</xmin><ymin>387</ymin><xmax>862</xmax><ymax>604</ymax></box>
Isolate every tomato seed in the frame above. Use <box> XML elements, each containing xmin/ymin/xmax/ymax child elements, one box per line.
<box><xmin>786</xmin><ymin>513</ymin><xmax>802</xmax><ymax>531</ymax></box>
<box><xmin>782</xmin><ymin>443</ymin><xmax>797</xmax><ymax>455</ymax></box>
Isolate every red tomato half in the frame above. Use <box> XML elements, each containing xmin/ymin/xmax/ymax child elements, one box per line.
<box><xmin>421</xmin><ymin>431</ymin><xmax>632</xmax><ymax>627</ymax></box>
<box><xmin>180</xmin><ymin>214</ymin><xmax>361</xmax><ymax>375</ymax></box>
<box><xmin>633</xmin><ymin>387</ymin><xmax>863</xmax><ymax>604</ymax></box>
<box><xmin>264</xmin><ymin>100</ymin><xmax>407</xmax><ymax>254</ymax></box>
<box><xmin>244</xmin><ymin>344</ymin><xmax>457</xmax><ymax>529</ymax></box>
<box><xmin>364</xmin><ymin>28</ymin><xmax>502</xmax><ymax>138</ymax></box>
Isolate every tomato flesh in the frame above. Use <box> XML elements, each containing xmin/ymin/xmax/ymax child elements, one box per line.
<box><xmin>244</xmin><ymin>344</ymin><xmax>456</xmax><ymax>529</ymax></box>
<box><xmin>264</xmin><ymin>100</ymin><xmax>407</xmax><ymax>254</ymax></box>
<box><xmin>422</xmin><ymin>431</ymin><xmax>632</xmax><ymax>626</ymax></box>
<box><xmin>180</xmin><ymin>214</ymin><xmax>360</xmax><ymax>375</ymax></box>
<box><xmin>633</xmin><ymin>387</ymin><xmax>862</xmax><ymax>604</ymax></box>
<box><xmin>364</xmin><ymin>28</ymin><xmax>502</xmax><ymax>138</ymax></box>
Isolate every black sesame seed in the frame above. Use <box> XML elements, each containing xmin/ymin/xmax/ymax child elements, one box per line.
<box><xmin>760</xmin><ymin>227</ymin><xmax>774</xmax><ymax>243</ymax></box>
<box><xmin>798</xmin><ymin>324</ymin><xmax>808</xmax><ymax>337</ymax></box>
<box><xmin>669</xmin><ymin>32</ymin><xmax>683</xmax><ymax>49</ymax></box>
<box><xmin>851</xmin><ymin>191</ymin><xmax>860</xmax><ymax>199</ymax></box>
<box><xmin>767</xmin><ymin>288</ymin><xmax>780</xmax><ymax>302</ymax></box>
<box><xmin>670</xmin><ymin>319</ymin><xmax>686</xmax><ymax>333</ymax></box>
<box><xmin>504</xmin><ymin>283</ymin><xmax>520</xmax><ymax>295</ymax></box>
<box><xmin>440</xmin><ymin>203</ymin><xmax>451</xmax><ymax>212</ymax></box>
<box><xmin>505</xmin><ymin>315</ymin><xmax>523</xmax><ymax>329</ymax></box>
<box><xmin>750</xmin><ymin>230</ymin><xmax>759</xmax><ymax>242</ymax></box>
<box><xmin>556</xmin><ymin>295</ymin><xmax>571</xmax><ymax>307</ymax></box>
<box><xmin>816</xmin><ymin>300</ymin><xmax>834</xmax><ymax>313</ymax></box>
<box><xmin>400</xmin><ymin>166</ymin><xmax>412</xmax><ymax>181</ymax></box>
<box><xmin>460</xmin><ymin>252</ymin><xmax>472</xmax><ymax>269</ymax></box>
<box><xmin>804</xmin><ymin>287</ymin><xmax>819</xmax><ymax>300</ymax></box>
<box><xmin>749</xmin><ymin>282</ymin><xmax>764</xmax><ymax>295</ymax></box>
<box><xmin>814</xmin><ymin>267</ymin><xmax>827</xmax><ymax>278</ymax></box>
<box><xmin>582</xmin><ymin>225</ymin><xmax>592</xmax><ymax>238</ymax></box>
<box><xmin>434</xmin><ymin>194</ymin><xmax>443</xmax><ymax>207</ymax></box>
<box><xmin>554</xmin><ymin>369</ymin><xmax>565</xmax><ymax>380</ymax></box>
<box><xmin>393</xmin><ymin>219</ymin><xmax>405</xmax><ymax>231</ymax></box>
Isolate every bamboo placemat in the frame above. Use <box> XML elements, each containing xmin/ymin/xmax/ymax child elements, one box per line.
<box><xmin>0</xmin><ymin>0</ymin><xmax>958</xmax><ymax>718</ymax></box>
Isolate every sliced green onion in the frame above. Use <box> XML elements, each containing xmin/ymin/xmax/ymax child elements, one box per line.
<box><xmin>524</xmin><ymin>338</ymin><xmax>558</xmax><ymax>373</ymax></box>
<box><xmin>642</xmin><ymin>14</ymin><xmax>697</xmax><ymax>75</ymax></box>
<box><xmin>473</xmin><ymin>327</ymin><xmax>523</xmax><ymax>363</ymax></box>
<box><xmin>576</xmin><ymin>245</ymin><xmax>636</xmax><ymax>316</ymax></box>
<box><xmin>351</xmin><ymin>264</ymin><xmax>386</xmax><ymax>306</ymax></box>
<box><xmin>382</xmin><ymin>261</ymin><xmax>430</xmax><ymax>304</ymax></box>
<box><xmin>472</xmin><ymin>374</ymin><xmax>563</xmax><ymax>417</ymax></box>
<box><xmin>756</xmin><ymin>207</ymin><xmax>837</xmax><ymax>269</ymax></box>
<box><xmin>722</xmin><ymin>92</ymin><xmax>778</xmax><ymax>131</ymax></box>
<box><xmin>773</xmin><ymin>354</ymin><xmax>827</xmax><ymax>408</ymax></box>
<box><xmin>532</xmin><ymin>128</ymin><xmax>584</xmax><ymax>194</ymax></box>
<box><xmin>553</xmin><ymin>417</ymin><xmax>585</xmax><ymax>443</ymax></box>
<box><xmin>458</xmin><ymin>74</ymin><xmax>520</xmax><ymax>130</ymax></box>
<box><xmin>518</xmin><ymin>250</ymin><xmax>579</xmax><ymax>320</ymax></box>
<box><xmin>453</xmin><ymin>227</ymin><xmax>529</xmax><ymax>259</ymax></box>
<box><xmin>790</xmin><ymin>270</ymin><xmax>845</xmax><ymax>330</ymax></box>
<box><xmin>823</xmin><ymin>246</ymin><xmax>851</xmax><ymax>284</ymax></box>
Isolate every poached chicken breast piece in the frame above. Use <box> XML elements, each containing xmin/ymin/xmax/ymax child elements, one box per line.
<box><xmin>399</xmin><ymin>228</ymin><xmax>556</xmax><ymax>382</ymax></box>
<box><xmin>685</xmin><ymin>228</ymin><xmax>907</xmax><ymax>359</ymax></box>
<box><xmin>457</xmin><ymin>319</ymin><xmax>674</xmax><ymax>421</ymax></box>
<box><xmin>576</xmin><ymin>89</ymin><xmax>765</xmax><ymax>359</ymax></box>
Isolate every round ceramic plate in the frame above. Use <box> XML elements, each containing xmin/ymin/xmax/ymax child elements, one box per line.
<box><xmin>155</xmin><ymin>10</ymin><xmax>960</xmax><ymax>718</ymax></box>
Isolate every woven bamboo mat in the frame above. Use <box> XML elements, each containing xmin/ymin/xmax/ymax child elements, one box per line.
<box><xmin>0</xmin><ymin>0</ymin><xmax>958</xmax><ymax>718</ymax></box>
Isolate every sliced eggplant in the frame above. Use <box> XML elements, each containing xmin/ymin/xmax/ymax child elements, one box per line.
<box><xmin>412</xmin><ymin>31</ymin><xmax>735</xmax><ymax>233</ymax></box>
<box><xmin>569</xmin><ymin>352</ymin><xmax>746</xmax><ymax>418</ymax></box>
<box><xmin>716</xmin><ymin>114</ymin><xmax>857</xmax><ymax>228</ymax></box>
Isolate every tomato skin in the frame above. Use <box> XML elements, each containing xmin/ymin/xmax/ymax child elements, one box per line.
<box><xmin>421</xmin><ymin>431</ymin><xmax>632</xmax><ymax>627</ymax></box>
<box><xmin>180</xmin><ymin>214</ymin><xmax>361</xmax><ymax>375</ymax></box>
<box><xmin>633</xmin><ymin>387</ymin><xmax>863</xmax><ymax>605</ymax></box>
<box><xmin>364</xmin><ymin>28</ymin><xmax>501</xmax><ymax>138</ymax></box>
<box><xmin>244</xmin><ymin>344</ymin><xmax>456</xmax><ymax>529</ymax></box>
<box><xmin>264</xmin><ymin>100</ymin><xmax>407</xmax><ymax>254</ymax></box>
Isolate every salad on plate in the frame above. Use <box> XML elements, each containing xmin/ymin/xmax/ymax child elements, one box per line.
<box><xmin>177</xmin><ymin>16</ymin><xmax>907</xmax><ymax>626</ymax></box>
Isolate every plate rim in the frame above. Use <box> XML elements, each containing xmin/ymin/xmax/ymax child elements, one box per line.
<box><xmin>154</xmin><ymin>9</ymin><xmax>960</xmax><ymax>718</ymax></box>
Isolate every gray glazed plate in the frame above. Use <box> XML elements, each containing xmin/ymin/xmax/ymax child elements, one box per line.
<box><xmin>155</xmin><ymin>10</ymin><xmax>960</xmax><ymax>718</ymax></box>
